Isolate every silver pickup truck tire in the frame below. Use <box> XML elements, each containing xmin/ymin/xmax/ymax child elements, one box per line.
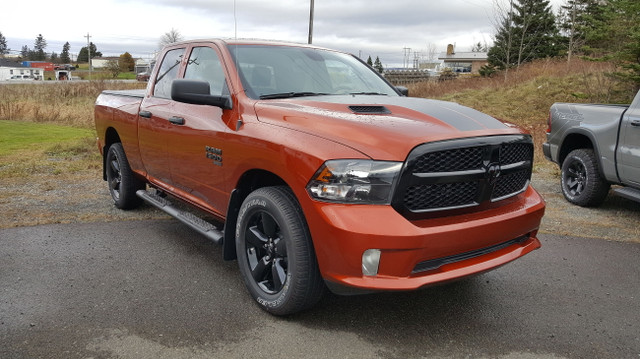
<box><xmin>561</xmin><ymin>149</ymin><xmax>610</xmax><ymax>207</ymax></box>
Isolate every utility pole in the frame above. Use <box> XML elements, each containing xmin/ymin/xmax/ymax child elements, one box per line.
<box><xmin>84</xmin><ymin>32</ymin><xmax>91</xmax><ymax>80</ymax></box>
<box><xmin>308</xmin><ymin>0</ymin><xmax>314</xmax><ymax>44</ymax></box>
<box><xmin>413</xmin><ymin>51</ymin><xmax>421</xmax><ymax>69</ymax></box>
<box><xmin>403</xmin><ymin>47</ymin><xmax>412</xmax><ymax>69</ymax></box>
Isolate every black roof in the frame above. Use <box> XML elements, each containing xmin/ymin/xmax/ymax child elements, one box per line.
<box><xmin>0</xmin><ymin>59</ymin><xmax>26</xmax><ymax>68</ymax></box>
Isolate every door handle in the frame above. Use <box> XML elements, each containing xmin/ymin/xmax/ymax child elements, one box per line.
<box><xmin>139</xmin><ymin>110</ymin><xmax>152</xmax><ymax>118</ymax></box>
<box><xmin>631</xmin><ymin>120</ymin><xmax>640</xmax><ymax>127</ymax></box>
<box><xmin>169</xmin><ymin>116</ymin><xmax>185</xmax><ymax>125</ymax></box>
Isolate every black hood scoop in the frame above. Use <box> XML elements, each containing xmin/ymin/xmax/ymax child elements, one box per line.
<box><xmin>348</xmin><ymin>105</ymin><xmax>391</xmax><ymax>114</ymax></box>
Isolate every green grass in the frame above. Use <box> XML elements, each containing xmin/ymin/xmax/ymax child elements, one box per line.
<box><xmin>0</xmin><ymin>120</ymin><xmax>94</xmax><ymax>156</ymax></box>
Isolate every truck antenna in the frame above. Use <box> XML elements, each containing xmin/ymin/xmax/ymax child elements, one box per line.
<box><xmin>234</xmin><ymin>0</ymin><xmax>238</xmax><ymax>39</ymax></box>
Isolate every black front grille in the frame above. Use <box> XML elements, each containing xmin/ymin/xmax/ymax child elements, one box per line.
<box><xmin>404</xmin><ymin>182</ymin><xmax>478</xmax><ymax>211</ymax></box>
<box><xmin>413</xmin><ymin>147</ymin><xmax>484</xmax><ymax>173</ymax></box>
<box><xmin>391</xmin><ymin>135</ymin><xmax>533</xmax><ymax>219</ymax></box>
<box><xmin>500</xmin><ymin>142</ymin><xmax>533</xmax><ymax>166</ymax></box>
<box><xmin>493</xmin><ymin>168</ymin><xmax>531</xmax><ymax>200</ymax></box>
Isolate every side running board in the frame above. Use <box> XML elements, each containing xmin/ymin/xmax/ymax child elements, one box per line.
<box><xmin>612</xmin><ymin>187</ymin><xmax>640</xmax><ymax>204</ymax></box>
<box><xmin>136</xmin><ymin>190</ymin><xmax>224</xmax><ymax>244</ymax></box>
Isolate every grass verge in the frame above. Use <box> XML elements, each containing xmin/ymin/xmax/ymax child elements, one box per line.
<box><xmin>0</xmin><ymin>120</ymin><xmax>100</xmax><ymax>178</ymax></box>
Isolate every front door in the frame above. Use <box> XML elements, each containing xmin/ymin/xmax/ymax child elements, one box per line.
<box><xmin>166</xmin><ymin>45</ymin><xmax>233</xmax><ymax>215</ymax></box>
<box><xmin>138</xmin><ymin>47</ymin><xmax>186</xmax><ymax>186</ymax></box>
<box><xmin>618</xmin><ymin>105</ymin><xmax>640</xmax><ymax>186</ymax></box>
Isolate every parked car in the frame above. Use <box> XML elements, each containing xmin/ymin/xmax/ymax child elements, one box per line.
<box><xmin>544</xmin><ymin>90</ymin><xmax>640</xmax><ymax>206</ymax></box>
<box><xmin>136</xmin><ymin>72</ymin><xmax>150</xmax><ymax>82</ymax></box>
<box><xmin>8</xmin><ymin>75</ymin><xmax>35</xmax><ymax>81</ymax></box>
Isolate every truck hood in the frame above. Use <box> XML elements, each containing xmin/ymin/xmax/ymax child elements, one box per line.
<box><xmin>254</xmin><ymin>95</ymin><xmax>522</xmax><ymax>160</ymax></box>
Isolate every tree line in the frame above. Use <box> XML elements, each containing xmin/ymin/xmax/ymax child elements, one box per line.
<box><xmin>485</xmin><ymin>0</ymin><xmax>640</xmax><ymax>88</ymax></box>
<box><xmin>0</xmin><ymin>33</ymin><xmax>104</xmax><ymax>64</ymax></box>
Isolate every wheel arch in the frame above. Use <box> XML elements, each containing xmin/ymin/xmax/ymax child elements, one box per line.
<box><xmin>557</xmin><ymin>130</ymin><xmax>608</xmax><ymax>178</ymax></box>
<box><xmin>102</xmin><ymin>127</ymin><xmax>122</xmax><ymax>180</ymax></box>
<box><xmin>223</xmin><ymin>169</ymin><xmax>290</xmax><ymax>261</ymax></box>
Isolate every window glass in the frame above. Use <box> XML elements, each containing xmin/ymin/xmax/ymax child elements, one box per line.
<box><xmin>184</xmin><ymin>46</ymin><xmax>228</xmax><ymax>96</ymax></box>
<box><xmin>153</xmin><ymin>48</ymin><xmax>186</xmax><ymax>98</ymax></box>
<box><xmin>228</xmin><ymin>45</ymin><xmax>397</xmax><ymax>99</ymax></box>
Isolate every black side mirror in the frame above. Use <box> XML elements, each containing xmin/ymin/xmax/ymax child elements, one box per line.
<box><xmin>171</xmin><ymin>79</ymin><xmax>232</xmax><ymax>110</ymax></box>
<box><xmin>395</xmin><ymin>86</ymin><xmax>409</xmax><ymax>97</ymax></box>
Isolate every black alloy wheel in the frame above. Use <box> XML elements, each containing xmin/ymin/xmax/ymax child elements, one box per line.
<box><xmin>236</xmin><ymin>186</ymin><xmax>324</xmax><ymax>315</ymax></box>
<box><xmin>245</xmin><ymin>211</ymin><xmax>288</xmax><ymax>294</ymax></box>
<box><xmin>563</xmin><ymin>157</ymin><xmax>587</xmax><ymax>197</ymax></box>
<box><xmin>561</xmin><ymin>149</ymin><xmax>609</xmax><ymax>207</ymax></box>
<box><xmin>105</xmin><ymin>143</ymin><xmax>143</xmax><ymax>209</ymax></box>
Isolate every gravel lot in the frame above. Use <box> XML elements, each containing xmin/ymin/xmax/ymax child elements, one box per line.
<box><xmin>1</xmin><ymin>167</ymin><xmax>638</xmax><ymax>242</ymax></box>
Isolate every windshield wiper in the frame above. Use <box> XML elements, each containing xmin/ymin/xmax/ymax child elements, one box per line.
<box><xmin>349</xmin><ymin>92</ymin><xmax>388</xmax><ymax>96</ymax></box>
<box><xmin>259</xmin><ymin>92</ymin><xmax>329</xmax><ymax>100</ymax></box>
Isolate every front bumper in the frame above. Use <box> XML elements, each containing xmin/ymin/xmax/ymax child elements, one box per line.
<box><xmin>301</xmin><ymin>185</ymin><xmax>545</xmax><ymax>294</ymax></box>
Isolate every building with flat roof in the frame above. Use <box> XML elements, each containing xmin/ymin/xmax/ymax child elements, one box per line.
<box><xmin>438</xmin><ymin>44</ymin><xmax>488</xmax><ymax>74</ymax></box>
<box><xmin>0</xmin><ymin>59</ymin><xmax>44</xmax><ymax>81</ymax></box>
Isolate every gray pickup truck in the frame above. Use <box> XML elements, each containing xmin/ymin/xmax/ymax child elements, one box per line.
<box><xmin>544</xmin><ymin>90</ymin><xmax>640</xmax><ymax>206</ymax></box>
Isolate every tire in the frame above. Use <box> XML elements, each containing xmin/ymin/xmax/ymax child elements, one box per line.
<box><xmin>105</xmin><ymin>143</ymin><xmax>144</xmax><ymax>209</ymax></box>
<box><xmin>561</xmin><ymin>149</ymin><xmax>610</xmax><ymax>207</ymax></box>
<box><xmin>235</xmin><ymin>186</ymin><xmax>324</xmax><ymax>315</ymax></box>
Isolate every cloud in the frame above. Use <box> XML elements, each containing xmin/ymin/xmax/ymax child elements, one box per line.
<box><xmin>2</xmin><ymin>0</ymin><xmax>563</xmax><ymax>66</ymax></box>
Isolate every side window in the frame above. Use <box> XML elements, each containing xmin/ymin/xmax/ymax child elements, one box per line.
<box><xmin>184</xmin><ymin>47</ymin><xmax>228</xmax><ymax>96</ymax></box>
<box><xmin>153</xmin><ymin>48</ymin><xmax>186</xmax><ymax>99</ymax></box>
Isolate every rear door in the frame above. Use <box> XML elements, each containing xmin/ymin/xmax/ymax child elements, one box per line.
<box><xmin>165</xmin><ymin>44</ymin><xmax>233</xmax><ymax>215</ymax></box>
<box><xmin>138</xmin><ymin>47</ymin><xmax>186</xmax><ymax>186</ymax></box>
<box><xmin>618</xmin><ymin>99</ymin><xmax>640</xmax><ymax>186</ymax></box>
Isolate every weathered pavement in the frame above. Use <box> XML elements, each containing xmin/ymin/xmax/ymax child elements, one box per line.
<box><xmin>1</xmin><ymin>220</ymin><xmax>639</xmax><ymax>359</ymax></box>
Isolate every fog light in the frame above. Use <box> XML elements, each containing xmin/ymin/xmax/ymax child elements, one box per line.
<box><xmin>362</xmin><ymin>249</ymin><xmax>381</xmax><ymax>276</ymax></box>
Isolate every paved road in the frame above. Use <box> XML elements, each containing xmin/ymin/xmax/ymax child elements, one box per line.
<box><xmin>1</xmin><ymin>220</ymin><xmax>639</xmax><ymax>359</ymax></box>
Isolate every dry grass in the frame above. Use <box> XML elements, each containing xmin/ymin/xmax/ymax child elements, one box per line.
<box><xmin>0</xmin><ymin>81</ymin><xmax>146</xmax><ymax>128</ymax></box>
<box><xmin>410</xmin><ymin>58</ymin><xmax>630</xmax><ymax>105</ymax></box>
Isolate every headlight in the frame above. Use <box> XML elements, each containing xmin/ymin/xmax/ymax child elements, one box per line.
<box><xmin>306</xmin><ymin>160</ymin><xmax>402</xmax><ymax>204</ymax></box>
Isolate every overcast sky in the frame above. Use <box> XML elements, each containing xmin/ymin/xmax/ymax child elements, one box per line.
<box><xmin>1</xmin><ymin>0</ymin><xmax>565</xmax><ymax>67</ymax></box>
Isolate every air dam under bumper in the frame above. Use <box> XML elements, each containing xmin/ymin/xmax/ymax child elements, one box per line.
<box><xmin>303</xmin><ymin>186</ymin><xmax>545</xmax><ymax>295</ymax></box>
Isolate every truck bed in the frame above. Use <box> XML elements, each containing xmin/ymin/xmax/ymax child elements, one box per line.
<box><xmin>101</xmin><ymin>89</ymin><xmax>146</xmax><ymax>98</ymax></box>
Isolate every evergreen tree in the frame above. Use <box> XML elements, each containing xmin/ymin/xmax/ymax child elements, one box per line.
<box><xmin>607</xmin><ymin>0</ymin><xmax>640</xmax><ymax>89</ymax></box>
<box><xmin>78</xmin><ymin>42</ymin><xmax>102</xmax><ymax>62</ymax></box>
<box><xmin>50</xmin><ymin>52</ymin><xmax>58</xmax><ymax>62</ymax></box>
<box><xmin>557</xmin><ymin>0</ymin><xmax>640</xmax><ymax>89</ymax></box>
<box><xmin>366</xmin><ymin>55</ymin><xmax>373</xmax><ymax>66</ymax></box>
<box><xmin>471</xmin><ymin>41</ymin><xmax>489</xmax><ymax>52</ymax></box>
<box><xmin>558</xmin><ymin>0</ymin><xmax>589</xmax><ymax>60</ymax></box>
<box><xmin>20</xmin><ymin>45</ymin><xmax>29</xmax><ymax>59</ymax></box>
<box><xmin>33</xmin><ymin>34</ymin><xmax>47</xmax><ymax>61</ymax></box>
<box><xmin>488</xmin><ymin>0</ymin><xmax>561</xmax><ymax>71</ymax></box>
<box><xmin>374</xmin><ymin>56</ymin><xmax>384</xmax><ymax>73</ymax></box>
<box><xmin>60</xmin><ymin>42</ymin><xmax>71</xmax><ymax>63</ymax></box>
<box><xmin>0</xmin><ymin>32</ymin><xmax>8</xmax><ymax>57</ymax></box>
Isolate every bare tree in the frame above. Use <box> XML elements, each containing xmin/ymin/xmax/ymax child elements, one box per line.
<box><xmin>159</xmin><ymin>28</ymin><xmax>184</xmax><ymax>49</ymax></box>
<box><xmin>489</xmin><ymin>0</ymin><xmax>516</xmax><ymax>80</ymax></box>
<box><xmin>106</xmin><ymin>59</ymin><xmax>122</xmax><ymax>78</ymax></box>
<box><xmin>424</xmin><ymin>43</ymin><xmax>438</xmax><ymax>64</ymax></box>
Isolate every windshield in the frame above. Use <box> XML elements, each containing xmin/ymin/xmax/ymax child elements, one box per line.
<box><xmin>227</xmin><ymin>45</ymin><xmax>399</xmax><ymax>100</ymax></box>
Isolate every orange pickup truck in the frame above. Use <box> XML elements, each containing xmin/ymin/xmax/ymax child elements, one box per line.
<box><xmin>95</xmin><ymin>39</ymin><xmax>545</xmax><ymax>315</ymax></box>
